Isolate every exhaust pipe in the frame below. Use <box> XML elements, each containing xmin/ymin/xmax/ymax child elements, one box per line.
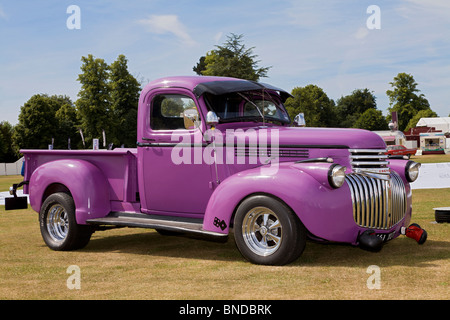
<box><xmin>358</xmin><ymin>230</ymin><xmax>383</xmax><ymax>252</ymax></box>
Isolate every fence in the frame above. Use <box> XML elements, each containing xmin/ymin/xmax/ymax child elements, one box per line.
<box><xmin>0</xmin><ymin>157</ymin><xmax>24</xmax><ymax>175</ymax></box>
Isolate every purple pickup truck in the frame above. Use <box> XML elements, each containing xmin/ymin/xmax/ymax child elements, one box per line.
<box><xmin>6</xmin><ymin>76</ymin><xmax>427</xmax><ymax>265</ymax></box>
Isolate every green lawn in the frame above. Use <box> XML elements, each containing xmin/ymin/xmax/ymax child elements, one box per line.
<box><xmin>0</xmin><ymin>175</ymin><xmax>22</xmax><ymax>192</ymax></box>
<box><xmin>411</xmin><ymin>153</ymin><xmax>450</xmax><ymax>163</ymax></box>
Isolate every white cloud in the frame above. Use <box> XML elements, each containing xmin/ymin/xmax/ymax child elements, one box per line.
<box><xmin>213</xmin><ymin>32</ymin><xmax>223</xmax><ymax>44</ymax></box>
<box><xmin>0</xmin><ymin>6</ymin><xmax>7</xmax><ymax>20</ymax></box>
<box><xmin>138</xmin><ymin>14</ymin><xmax>195</xmax><ymax>46</ymax></box>
<box><xmin>404</xmin><ymin>0</ymin><xmax>450</xmax><ymax>10</ymax></box>
<box><xmin>398</xmin><ymin>0</ymin><xmax>450</xmax><ymax>21</ymax></box>
<box><xmin>354</xmin><ymin>27</ymin><xmax>369</xmax><ymax>40</ymax></box>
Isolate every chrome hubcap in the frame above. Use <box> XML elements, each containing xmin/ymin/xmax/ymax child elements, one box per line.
<box><xmin>46</xmin><ymin>204</ymin><xmax>69</xmax><ymax>242</ymax></box>
<box><xmin>242</xmin><ymin>207</ymin><xmax>282</xmax><ymax>256</ymax></box>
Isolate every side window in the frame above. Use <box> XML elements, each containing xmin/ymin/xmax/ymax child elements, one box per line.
<box><xmin>150</xmin><ymin>94</ymin><xmax>201</xmax><ymax>130</ymax></box>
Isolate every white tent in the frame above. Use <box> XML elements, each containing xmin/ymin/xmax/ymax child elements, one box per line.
<box><xmin>416</xmin><ymin>117</ymin><xmax>450</xmax><ymax>133</ymax></box>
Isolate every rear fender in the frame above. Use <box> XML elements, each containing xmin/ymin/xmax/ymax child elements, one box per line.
<box><xmin>29</xmin><ymin>159</ymin><xmax>110</xmax><ymax>224</ymax></box>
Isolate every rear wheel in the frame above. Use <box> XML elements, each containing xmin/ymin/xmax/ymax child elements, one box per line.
<box><xmin>234</xmin><ymin>195</ymin><xmax>306</xmax><ymax>265</ymax></box>
<box><xmin>39</xmin><ymin>192</ymin><xmax>93</xmax><ymax>251</ymax></box>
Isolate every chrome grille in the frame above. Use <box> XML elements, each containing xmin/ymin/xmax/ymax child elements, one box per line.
<box><xmin>349</xmin><ymin>149</ymin><xmax>389</xmax><ymax>172</ymax></box>
<box><xmin>346</xmin><ymin>171</ymin><xmax>407</xmax><ymax>230</ymax></box>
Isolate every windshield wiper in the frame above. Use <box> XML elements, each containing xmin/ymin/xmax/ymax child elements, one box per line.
<box><xmin>237</xmin><ymin>92</ymin><xmax>265</xmax><ymax>124</ymax></box>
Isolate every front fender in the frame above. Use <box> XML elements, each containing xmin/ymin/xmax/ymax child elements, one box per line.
<box><xmin>203</xmin><ymin>162</ymin><xmax>356</xmax><ymax>242</ymax></box>
<box><xmin>388</xmin><ymin>158</ymin><xmax>410</xmax><ymax>183</ymax></box>
<box><xmin>29</xmin><ymin>159</ymin><xmax>110</xmax><ymax>224</ymax></box>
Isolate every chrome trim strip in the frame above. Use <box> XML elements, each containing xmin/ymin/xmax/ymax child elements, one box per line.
<box><xmin>349</xmin><ymin>149</ymin><xmax>387</xmax><ymax>153</ymax></box>
<box><xmin>351</xmin><ymin>161</ymin><xmax>390</xmax><ymax>166</ymax></box>
<box><xmin>350</xmin><ymin>155</ymin><xmax>388</xmax><ymax>160</ymax></box>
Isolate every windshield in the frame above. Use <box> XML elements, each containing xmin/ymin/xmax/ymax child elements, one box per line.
<box><xmin>203</xmin><ymin>91</ymin><xmax>291</xmax><ymax>124</ymax></box>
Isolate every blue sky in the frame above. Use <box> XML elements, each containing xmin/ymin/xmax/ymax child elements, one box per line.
<box><xmin>1</xmin><ymin>0</ymin><xmax>449</xmax><ymax>125</ymax></box>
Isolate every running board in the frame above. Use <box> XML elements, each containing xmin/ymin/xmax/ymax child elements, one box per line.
<box><xmin>86</xmin><ymin>212</ymin><xmax>227</xmax><ymax>240</ymax></box>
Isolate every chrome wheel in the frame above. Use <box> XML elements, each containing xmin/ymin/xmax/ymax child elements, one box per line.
<box><xmin>46</xmin><ymin>204</ymin><xmax>69</xmax><ymax>242</ymax></box>
<box><xmin>241</xmin><ymin>206</ymin><xmax>282</xmax><ymax>256</ymax></box>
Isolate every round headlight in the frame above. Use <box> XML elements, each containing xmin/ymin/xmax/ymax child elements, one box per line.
<box><xmin>328</xmin><ymin>164</ymin><xmax>347</xmax><ymax>188</ymax></box>
<box><xmin>406</xmin><ymin>161</ymin><xmax>421</xmax><ymax>182</ymax></box>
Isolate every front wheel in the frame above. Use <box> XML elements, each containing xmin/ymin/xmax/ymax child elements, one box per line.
<box><xmin>234</xmin><ymin>195</ymin><xmax>306</xmax><ymax>265</ymax></box>
<box><xmin>39</xmin><ymin>192</ymin><xmax>93</xmax><ymax>251</ymax></box>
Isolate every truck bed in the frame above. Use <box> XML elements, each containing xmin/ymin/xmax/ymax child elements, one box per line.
<box><xmin>21</xmin><ymin>148</ymin><xmax>139</xmax><ymax>212</ymax></box>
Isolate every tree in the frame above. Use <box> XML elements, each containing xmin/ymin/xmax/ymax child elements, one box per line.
<box><xmin>386</xmin><ymin>73</ymin><xmax>432</xmax><ymax>131</ymax></box>
<box><xmin>405</xmin><ymin>109</ymin><xmax>438</xmax><ymax>132</ymax></box>
<box><xmin>76</xmin><ymin>54</ymin><xmax>110</xmax><ymax>148</ymax></box>
<box><xmin>193</xmin><ymin>33</ymin><xmax>270</xmax><ymax>81</ymax></box>
<box><xmin>109</xmin><ymin>54</ymin><xmax>141</xmax><ymax>147</ymax></box>
<box><xmin>335</xmin><ymin>89</ymin><xmax>378</xmax><ymax>128</ymax></box>
<box><xmin>192</xmin><ymin>56</ymin><xmax>206</xmax><ymax>76</ymax></box>
<box><xmin>13</xmin><ymin>94</ymin><xmax>76</xmax><ymax>150</ymax></box>
<box><xmin>284</xmin><ymin>85</ymin><xmax>337</xmax><ymax>127</ymax></box>
<box><xmin>0</xmin><ymin>127</ymin><xmax>5</xmax><ymax>160</ymax></box>
<box><xmin>76</xmin><ymin>54</ymin><xmax>141</xmax><ymax>148</ymax></box>
<box><xmin>0</xmin><ymin>121</ymin><xmax>16</xmax><ymax>162</ymax></box>
<box><xmin>12</xmin><ymin>54</ymin><xmax>140</xmax><ymax>152</ymax></box>
<box><xmin>55</xmin><ymin>100</ymin><xmax>80</xmax><ymax>149</ymax></box>
<box><xmin>354</xmin><ymin>108</ymin><xmax>388</xmax><ymax>131</ymax></box>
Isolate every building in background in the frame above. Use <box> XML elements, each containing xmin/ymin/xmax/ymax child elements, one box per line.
<box><xmin>416</xmin><ymin>117</ymin><xmax>450</xmax><ymax>134</ymax></box>
<box><xmin>419</xmin><ymin>132</ymin><xmax>446</xmax><ymax>154</ymax></box>
<box><xmin>373</xmin><ymin>130</ymin><xmax>407</xmax><ymax>146</ymax></box>
<box><xmin>406</xmin><ymin>117</ymin><xmax>450</xmax><ymax>154</ymax></box>
<box><xmin>374</xmin><ymin>114</ymin><xmax>450</xmax><ymax>154</ymax></box>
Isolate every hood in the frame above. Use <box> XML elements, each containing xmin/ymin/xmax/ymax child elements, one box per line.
<box><xmin>221</xmin><ymin>125</ymin><xmax>386</xmax><ymax>150</ymax></box>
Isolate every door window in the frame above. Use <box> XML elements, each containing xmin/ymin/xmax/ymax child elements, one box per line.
<box><xmin>150</xmin><ymin>94</ymin><xmax>201</xmax><ymax>130</ymax></box>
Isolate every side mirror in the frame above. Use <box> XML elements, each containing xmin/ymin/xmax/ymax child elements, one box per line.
<box><xmin>206</xmin><ymin>111</ymin><xmax>219</xmax><ymax>126</ymax></box>
<box><xmin>183</xmin><ymin>108</ymin><xmax>200</xmax><ymax>130</ymax></box>
<box><xmin>184</xmin><ymin>108</ymin><xmax>199</xmax><ymax>121</ymax></box>
<box><xmin>294</xmin><ymin>113</ymin><xmax>305</xmax><ymax>127</ymax></box>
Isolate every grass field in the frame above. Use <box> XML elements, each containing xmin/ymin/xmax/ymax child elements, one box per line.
<box><xmin>0</xmin><ymin>175</ymin><xmax>449</xmax><ymax>300</ymax></box>
<box><xmin>0</xmin><ymin>175</ymin><xmax>21</xmax><ymax>192</ymax></box>
<box><xmin>411</xmin><ymin>153</ymin><xmax>450</xmax><ymax>163</ymax></box>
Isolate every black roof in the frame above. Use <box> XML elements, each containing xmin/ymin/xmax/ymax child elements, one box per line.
<box><xmin>193</xmin><ymin>80</ymin><xmax>292</xmax><ymax>102</ymax></box>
